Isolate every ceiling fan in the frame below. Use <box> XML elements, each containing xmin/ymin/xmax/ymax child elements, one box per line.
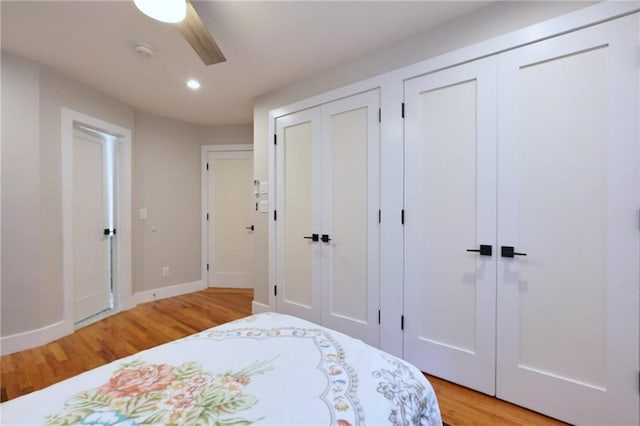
<box><xmin>134</xmin><ymin>0</ymin><xmax>226</xmax><ymax>66</ymax></box>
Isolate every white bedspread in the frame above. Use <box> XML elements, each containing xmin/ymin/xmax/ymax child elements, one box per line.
<box><xmin>0</xmin><ymin>313</ymin><xmax>442</xmax><ymax>425</ymax></box>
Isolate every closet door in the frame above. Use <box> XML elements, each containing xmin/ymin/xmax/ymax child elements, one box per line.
<box><xmin>496</xmin><ymin>16</ymin><xmax>639</xmax><ymax>425</ymax></box>
<box><xmin>404</xmin><ymin>56</ymin><xmax>498</xmax><ymax>394</ymax></box>
<box><xmin>275</xmin><ymin>108</ymin><xmax>322</xmax><ymax>323</ymax></box>
<box><xmin>320</xmin><ymin>90</ymin><xmax>380</xmax><ymax>347</ymax></box>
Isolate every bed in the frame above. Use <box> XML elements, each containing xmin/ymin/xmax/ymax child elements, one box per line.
<box><xmin>0</xmin><ymin>312</ymin><xmax>442</xmax><ymax>425</ymax></box>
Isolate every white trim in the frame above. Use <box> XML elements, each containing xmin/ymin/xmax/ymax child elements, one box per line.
<box><xmin>61</xmin><ymin>108</ymin><xmax>133</xmax><ymax>330</ymax></box>
<box><xmin>252</xmin><ymin>300</ymin><xmax>272</xmax><ymax>314</ymax></box>
<box><xmin>268</xmin><ymin>3</ymin><xmax>638</xmax><ymax>125</ymax></box>
<box><xmin>0</xmin><ymin>321</ymin><xmax>68</xmax><ymax>356</ymax></box>
<box><xmin>266</xmin><ymin>1</ymin><xmax>640</xmax><ymax>357</ymax></box>
<box><xmin>200</xmin><ymin>144</ymin><xmax>253</xmax><ymax>290</ymax></box>
<box><xmin>267</xmin><ymin>120</ymin><xmax>277</xmax><ymax>313</ymax></box>
<box><xmin>133</xmin><ymin>280</ymin><xmax>205</xmax><ymax>305</ymax></box>
<box><xmin>393</xmin><ymin>1</ymin><xmax>639</xmax><ymax>85</ymax></box>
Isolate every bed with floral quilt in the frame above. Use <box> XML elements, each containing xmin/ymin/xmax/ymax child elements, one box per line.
<box><xmin>0</xmin><ymin>312</ymin><xmax>442</xmax><ymax>425</ymax></box>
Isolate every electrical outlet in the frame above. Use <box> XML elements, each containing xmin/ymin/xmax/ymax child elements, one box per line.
<box><xmin>162</xmin><ymin>266</ymin><xmax>169</xmax><ymax>277</ymax></box>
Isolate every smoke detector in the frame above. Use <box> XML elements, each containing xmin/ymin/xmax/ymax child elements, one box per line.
<box><xmin>134</xmin><ymin>43</ymin><xmax>154</xmax><ymax>57</ymax></box>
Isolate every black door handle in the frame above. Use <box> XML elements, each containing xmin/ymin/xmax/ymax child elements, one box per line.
<box><xmin>245</xmin><ymin>225</ymin><xmax>254</xmax><ymax>231</ymax></box>
<box><xmin>303</xmin><ymin>234</ymin><xmax>319</xmax><ymax>242</ymax></box>
<box><xmin>321</xmin><ymin>234</ymin><xmax>331</xmax><ymax>243</ymax></box>
<box><xmin>501</xmin><ymin>246</ymin><xmax>527</xmax><ymax>258</ymax></box>
<box><xmin>466</xmin><ymin>244</ymin><xmax>492</xmax><ymax>256</ymax></box>
<box><xmin>103</xmin><ymin>229</ymin><xmax>116</xmax><ymax>236</ymax></box>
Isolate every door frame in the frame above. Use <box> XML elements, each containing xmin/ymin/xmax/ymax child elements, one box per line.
<box><xmin>200</xmin><ymin>144</ymin><xmax>253</xmax><ymax>288</ymax></box>
<box><xmin>61</xmin><ymin>108</ymin><xmax>133</xmax><ymax>332</ymax></box>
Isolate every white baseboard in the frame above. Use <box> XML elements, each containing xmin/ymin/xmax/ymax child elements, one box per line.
<box><xmin>0</xmin><ymin>281</ymin><xmax>205</xmax><ymax>356</ymax></box>
<box><xmin>0</xmin><ymin>320</ymin><xmax>72</xmax><ymax>356</ymax></box>
<box><xmin>133</xmin><ymin>280</ymin><xmax>205</xmax><ymax>305</ymax></box>
<box><xmin>252</xmin><ymin>300</ymin><xmax>272</xmax><ymax>314</ymax></box>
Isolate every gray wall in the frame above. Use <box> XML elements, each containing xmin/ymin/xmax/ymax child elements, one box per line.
<box><xmin>1</xmin><ymin>51</ymin><xmax>251</xmax><ymax>338</ymax></box>
<box><xmin>252</xmin><ymin>1</ymin><xmax>593</xmax><ymax>305</ymax></box>
<box><xmin>133</xmin><ymin>115</ymin><xmax>252</xmax><ymax>292</ymax></box>
<box><xmin>1</xmin><ymin>52</ymin><xmax>136</xmax><ymax>336</ymax></box>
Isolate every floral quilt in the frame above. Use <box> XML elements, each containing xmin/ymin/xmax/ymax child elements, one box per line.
<box><xmin>0</xmin><ymin>313</ymin><xmax>442</xmax><ymax>426</ymax></box>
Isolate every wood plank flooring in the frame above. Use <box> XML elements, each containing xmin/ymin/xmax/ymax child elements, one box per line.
<box><xmin>1</xmin><ymin>288</ymin><xmax>565</xmax><ymax>425</ymax></box>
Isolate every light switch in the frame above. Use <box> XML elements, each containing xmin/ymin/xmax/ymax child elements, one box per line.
<box><xmin>259</xmin><ymin>200</ymin><xmax>269</xmax><ymax>213</ymax></box>
<box><xmin>259</xmin><ymin>181</ymin><xmax>269</xmax><ymax>194</ymax></box>
<box><xmin>139</xmin><ymin>208</ymin><xmax>148</xmax><ymax>219</ymax></box>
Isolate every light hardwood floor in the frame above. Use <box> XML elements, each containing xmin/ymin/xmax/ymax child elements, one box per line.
<box><xmin>1</xmin><ymin>288</ymin><xmax>565</xmax><ymax>425</ymax></box>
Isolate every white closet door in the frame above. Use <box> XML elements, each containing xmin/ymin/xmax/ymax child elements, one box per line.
<box><xmin>497</xmin><ymin>16</ymin><xmax>639</xmax><ymax>425</ymax></box>
<box><xmin>275</xmin><ymin>108</ymin><xmax>322</xmax><ymax>323</ymax></box>
<box><xmin>404</xmin><ymin>56</ymin><xmax>498</xmax><ymax>394</ymax></box>
<box><xmin>320</xmin><ymin>89</ymin><xmax>380</xmax><ymax>347</ymax></box>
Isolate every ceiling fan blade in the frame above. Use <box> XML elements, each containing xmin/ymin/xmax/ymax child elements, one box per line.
<box><xmin>175</xmin><ymin>0</ymin><xmax>226</xmax><ymax>65</ymax></box>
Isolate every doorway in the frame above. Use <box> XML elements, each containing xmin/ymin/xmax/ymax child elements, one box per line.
<box><xmin>202</xmin><ymin>145</ymin><xmax>254</xmax><ymax>288</ymax></box>
<box><xmin>72</xmin><ymin>126</ymin><xmax>116</xmax><ymax>323</ymax></box>
<box><xmin>62</xmin><ymin>109</ymin><xmax>132</xmax><ymax>330</ymax></box>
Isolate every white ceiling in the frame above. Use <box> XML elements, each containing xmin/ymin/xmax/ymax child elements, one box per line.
<box><xmin>1</xmin><ymin>1</ymin><xmax>491</xmax><ymax>126</ymax></box>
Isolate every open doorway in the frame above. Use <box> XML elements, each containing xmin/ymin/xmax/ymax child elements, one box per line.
<box><xmin>62</xmin><ymin>109</ymin><xmax>132</xmax><ymax>329</ymax></box>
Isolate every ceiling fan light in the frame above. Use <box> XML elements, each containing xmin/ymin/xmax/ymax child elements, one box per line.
<box><xmin>134</xmin><ymin>0</ymin><xmax>187</xmax><ymax>23</ymax></box>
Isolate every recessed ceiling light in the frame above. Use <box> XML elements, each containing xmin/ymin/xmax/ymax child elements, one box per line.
<box><xmin>187</xmin><ymin>79</ymin><xmax>201</xmax><ymax>90</ymax></box>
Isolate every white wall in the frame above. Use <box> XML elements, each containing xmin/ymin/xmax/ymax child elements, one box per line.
<box><xmin>252</xmin><ymin>1</ymin><xmax>593</xmax><ymax>306</ymax></box>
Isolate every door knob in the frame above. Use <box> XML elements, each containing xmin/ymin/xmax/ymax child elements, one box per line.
<box><xmin>245</xmin><ymin>225</ymin><xmax>254</xmax><ymax>231</ymax></box>
<box><xmin>501</xmin><ymin>246</ymin><xmax>527</xmax><ymax>258</ymax></box>
<box><xmin>303</xmin><ymin>234</ymin><xmax>319</xmax><ymax>242</ymax></box>
<box><xmin>466</xmin><ymin>244</ymin><xmax>492</xmax><ymax>256</ymax></box>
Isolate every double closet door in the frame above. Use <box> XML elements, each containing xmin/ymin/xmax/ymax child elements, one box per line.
<box><xmin>404</xmin><ymin>16</ymin><xmax>638</xmax><ymax>425</ymax></box>
<box><xmin>275</xmin><ymin>90</ymin><xmax>381</xmax><ymax>347</ymax></box>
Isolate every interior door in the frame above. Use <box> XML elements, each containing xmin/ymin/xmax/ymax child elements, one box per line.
<box><xmin>275</xmin><ymin>108</ymin><xmax>322</xmax><ymax>323</ymax></box>
<box><xmin>496</xmin><ymin>16</ymin><xmax>639</xmax><ymax>425</ymax></box>
<box><xmin>320</xmin><ymin>89</ymin><xmax>380</xmax><ymax>347</ymax></box>
<box><xmin>403</xmin><ymin>56</ymin><xmax>498</xmax><ymax>394</ymax></box>
<box><xmin>207</xmin><ymin>150</ymin><xmax>254</xmax><ymax>288</ymax></box>
<box><xmin>73</xmin><ymin>128</ymin><xmax>114</xmax><ymax>323</ymax></box>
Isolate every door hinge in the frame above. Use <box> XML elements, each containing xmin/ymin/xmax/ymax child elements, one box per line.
<box><xmin>378</xmin><ymin>108</ymin><xmax>381</xmax><ymax>123</ymax></box>
<box><xmin>206</xmin><ymin>263</ymin><xmax>209</xmax><ymax>271</ymax></box>
<box><xmin>378</xmin><ymin>209</ymin><xmax>381</xmax><ymax>224</ymax></box>
<box><xmin>206</xmin><ymin>213</ymin><xmax>209</xmax><ymax>221</ymax></box>
<box><xmin>274</xmin><ymin>285</ymin><xmax>277</xmax><ymax>296</ymax></box>
<box><xmin>401</xmin><ymin>102</ymin><xmax>405</xmax><ymax>118</ymax></box>
<box><xmin>206</xmin><ymin>162</ymin><xmax>209</xmax><ymax>170</ymax></box>
<box><xmin>274</xmin><ymin>210</ymin><xmax>277</xmax><ymax>221</ymax></box>
<box><xmin>378</xmin><ymin>310</ymin><xmax>381</xmax><ymax>324</ymax></box>
<box><xmin>401</xmin><ymin>315</ymin><xmax>404</xmax><ymax>330</ymax></box>
<box><xmin>401</xmin><ymin>209</ymin><xmax>405</xmax><ymax>225</ymax></box>
<box><xmin>274</xmin><ymin>134</ymin><xmax>277</xmax><ymax>145</ymax></box>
